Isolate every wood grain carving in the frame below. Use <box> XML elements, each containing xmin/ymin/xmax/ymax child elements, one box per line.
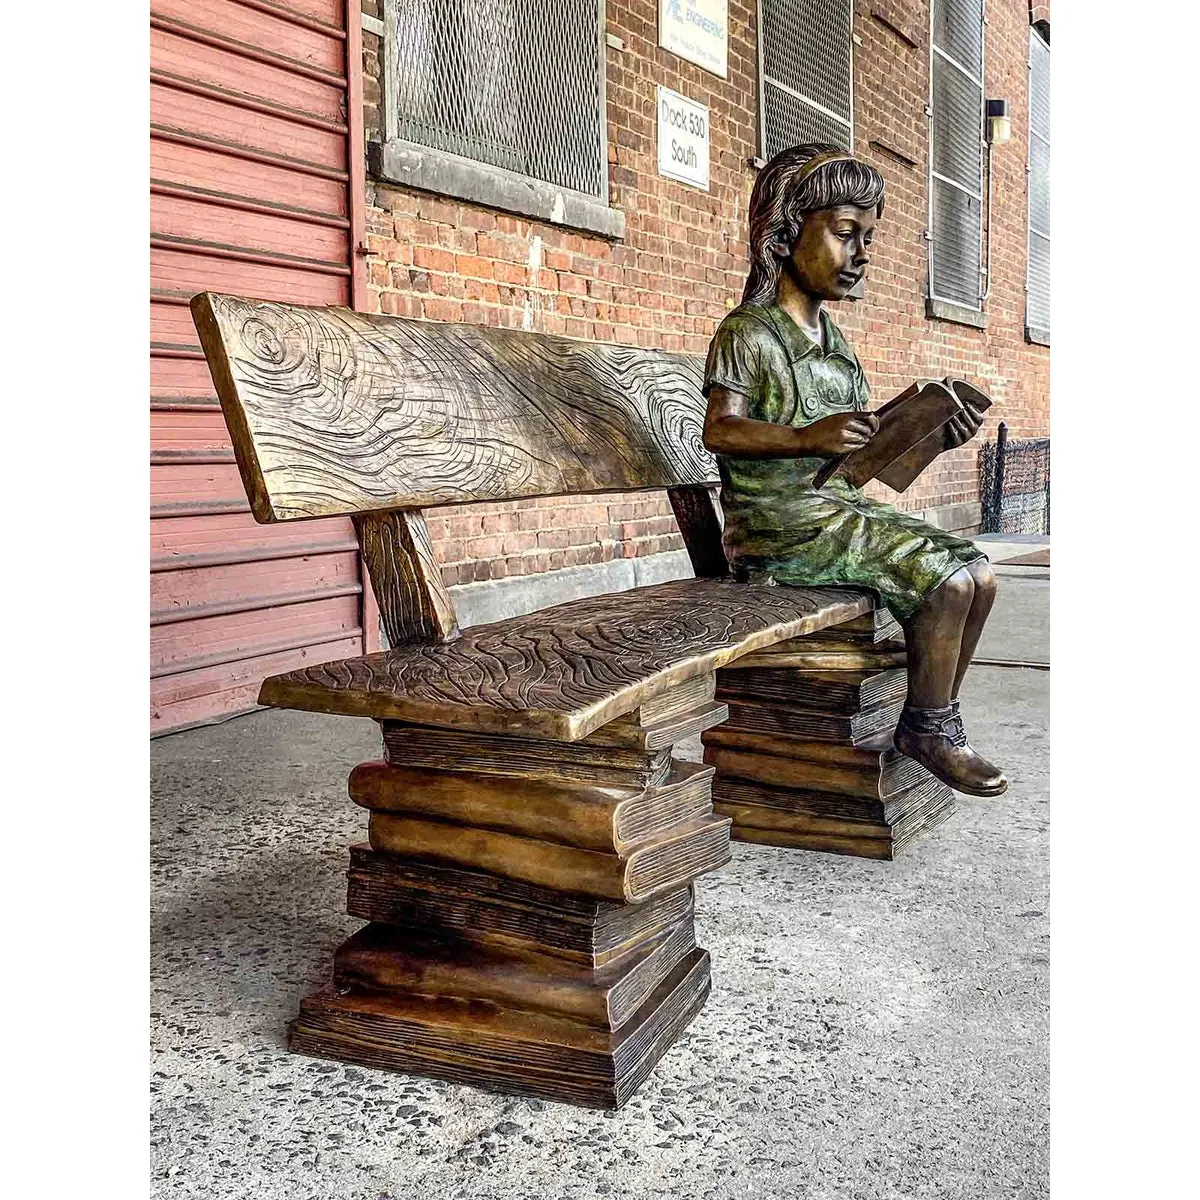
<box><xmin>353</xmin><ymin>509</ymin><xmax>459</xmax><ymax>645</ymax></box>
<box><xmin>190</xmin><ymin>292</ymin><xmax>717</xmax><ymax>522</ymax></box>
<box><xmin>257</xmin><ymin>578</ymin><xmax>874</xmax><ymax>739</ymax></box>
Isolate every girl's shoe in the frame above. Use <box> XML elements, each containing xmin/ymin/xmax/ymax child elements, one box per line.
<box><xmin>893</xmin><ymin>701</ymin><xmax>1008</xmax><ymax>797</ymax></box>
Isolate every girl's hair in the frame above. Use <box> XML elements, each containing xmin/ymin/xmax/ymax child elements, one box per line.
<box><xmin>742</xmin><ymin>144</ymin><xmax>886</xmax><ymax>306</ymax></box>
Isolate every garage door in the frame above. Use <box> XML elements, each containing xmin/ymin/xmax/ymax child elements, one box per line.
<box><xmin>150</xmin><ymin>0</ymin><xmax>374</xmax><ymax>733</ymax></box>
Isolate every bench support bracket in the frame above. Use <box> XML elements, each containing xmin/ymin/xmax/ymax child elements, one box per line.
<box><xmin>354</xmin><ymin>509</ymin><xmax>460</xmax><ymax>647</ymax></box>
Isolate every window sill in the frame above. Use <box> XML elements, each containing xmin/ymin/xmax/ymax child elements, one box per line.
<box><xmin>369</xmin><ymin>140</ymin><xmax>626</xmax><ymax>241</ymax></box>
<box><xmin>926</xmin><ymin>297</ymin><xmax>988</xmax><ymax>330</ymax></box>
<box><xmin>1025</xmin><ymin>324</ymin><xmax>1050</xmax><ymax>347</ymax></box>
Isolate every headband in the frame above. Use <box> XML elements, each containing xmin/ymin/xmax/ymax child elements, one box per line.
<box><xmin>793</xmin><ymin>149</ymin><xmax>855</xmax><ymax>186</ymax></box>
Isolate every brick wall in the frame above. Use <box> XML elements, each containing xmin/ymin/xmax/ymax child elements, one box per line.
<box><xmin>359</xmin><ymin>0</ymin><xmax>1049</xmax><ymax>588</ymax></box>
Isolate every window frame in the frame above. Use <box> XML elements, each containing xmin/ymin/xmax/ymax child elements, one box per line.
<box><xmin>1025</xmin><ymin>23</ymin><xmax>1050</xmax><ymax>345</ymax></box>
<box><xmin>371</xmin><ymin>0</ymin><xmax>623</xmax><ymax>240</ymax></box>
<box><xmin>755</xmin><ymin>0</ymin><xmax>856</xmax><ymax>163</ymax></box>
<box><xmin>925</xmin><ymin>0</ymin><xmax>988</xmax><ymax>322</ymax></box>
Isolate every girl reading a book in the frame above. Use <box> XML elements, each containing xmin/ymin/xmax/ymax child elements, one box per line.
<box><xmin>702</xmin><ymin>144</ymin><xmax>1006</xmax><ymax>797</ymax></box>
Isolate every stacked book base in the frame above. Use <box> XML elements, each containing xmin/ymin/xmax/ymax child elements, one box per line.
<box><xmin>703</xmin><ymin>610</ymin><xmax>956</xmax><ymax>859</ymax></box>
<box><xmin>713</xmin><ymin>774</ymin><xmax>954</xmax><ymax>859</ymax></box>
<box><xmin>288</xmin><ymin>677</ymin><xmax>731</xmax><ymax>1108</ymax></box>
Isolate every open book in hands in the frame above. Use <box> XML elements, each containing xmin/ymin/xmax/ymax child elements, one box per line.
<box><xmin>811</xmin><ymin>378</ymin><xmax>992</xmax><ymax>492</ymax></box>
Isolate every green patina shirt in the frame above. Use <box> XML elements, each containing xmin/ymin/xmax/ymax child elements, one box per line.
<box><xmin>703</xmin><ymin>300</ymin><xmax>982</xmax><ymax>620</ymax></box>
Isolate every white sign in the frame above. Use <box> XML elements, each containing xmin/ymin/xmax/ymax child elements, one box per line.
<box><xmin>657</xmin><ymin>86</ymin><xmax>710</xmax><ymax>191</ymax></box>
<box><xmin>659</xmin><ymin>0</ymin><xmax>728</xmax><ymax>78</ymax></box>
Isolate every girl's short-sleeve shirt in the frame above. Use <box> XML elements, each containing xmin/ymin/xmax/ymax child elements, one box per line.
<box><xmin>703</xmin><ymin>300</ymin><xmax>869</xmax><ymax>487</ymax></box>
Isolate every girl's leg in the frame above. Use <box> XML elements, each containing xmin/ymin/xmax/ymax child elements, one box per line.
<box><xmin>951</xmin><ymin>559</ymin><xmax>997</xmax><ymax>698</ymax></box>
<box><xmin>895</xmin><ymin>565</ymin><xmax>1007</xmax><ymax>797</ymax></box>
<box><xmin>901</xmin><ymin>566</ymin><xmax>975</xmax><ymax>708</ymax></box>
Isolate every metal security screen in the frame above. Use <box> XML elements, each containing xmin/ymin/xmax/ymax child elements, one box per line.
<box><xmin>384</xmin><ymin>0</ymin><xmax>606</xmax><ymax>200</ymax></box>
<box><xmin>929</xmin><ymin>0</ymin><xmax>984</xmax><ymax>308</ymax></box>
<box><xmin>759</xmin><ymin>0</ymin><xmax>854</xmax><ymax>159</ymax></box>
<box><xmin>1026</xmin><ymin>28</ymin><xmax>1050</xmax><ymax>336</ymax></box>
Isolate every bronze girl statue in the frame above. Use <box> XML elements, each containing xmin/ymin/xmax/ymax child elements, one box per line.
<box><xmin>703</xmin><ymin>145</ymin><xmax>1006</xmax><ymax>797</ymax></box>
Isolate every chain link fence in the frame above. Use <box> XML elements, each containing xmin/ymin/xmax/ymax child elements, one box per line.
<box><xmin>979</xmin><ymin>423</ymin><xmax>1050</xmax><ymax>535</ymax></box>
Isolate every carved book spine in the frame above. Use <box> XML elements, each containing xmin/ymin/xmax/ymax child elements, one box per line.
<box><xmin>633</xmin><ymin>675</ymin><xmax>719</xmax><ymax>726</ymax></box>
<box><xmin>719</xmin><ymin>697</ymin><xmax>905</xmax><ymax>744</ymax></box>
<box><xmin>367</xmin><ymin>812</ymin><xmax>732</xmax><ymax>904</ymax></box>
<box><xmin>350</xmin><ymin>760</ymin><xmax>716</xmax><ymax>854</ymax></box>
<box><xmin>702</xmin><ymin>740</ymin><xmax>928</xmax><ymax>799</ymax></box>
<box><xmin>381</xmin><ymin>722</ymin><xmax>674</xmax><ymax>789</ymax></box>
<box><xmin>729</xmin><ymin>642</ymin><xmax>907</xmax><ymax>672</ymax></box>
<box><xmin>345</xmin><ymin>848</ymin><xmax>695</xmax><ymax>967</ymax></box>
<box><xmin>582</xmin><ymin>699</ymin><xmax>729</xmax><ymax>752</ymax></box>
<box><xmin>712</xmin><ymin>774</ymin><xmax>949</xmax><ymax>827</ymax></box>
<box><xmin>333</xmin><ymin>919</ymin><xmax>698</xmax><ymax>1028</ymax></box>
<box><xmin>715</xmin><ymin>777</ymin><xmax>952</xmax><ymax>843</ymax></box>
<box><xmin>717</xmin><ymin>667</ymin><xmax>907</xmax><ymax>713</ymax></box>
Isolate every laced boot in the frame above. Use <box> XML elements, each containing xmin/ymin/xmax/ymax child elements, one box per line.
<box><xmin>893</xmin><ymin>699</ymin><xmax>1008</xmax><ymax>797</ymax></box>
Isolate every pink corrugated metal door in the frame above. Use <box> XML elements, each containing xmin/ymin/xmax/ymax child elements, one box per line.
<box><xmin>150</xmin><ymin>0</ymin><xmax>375</xmax><ymax>734</ymax></box>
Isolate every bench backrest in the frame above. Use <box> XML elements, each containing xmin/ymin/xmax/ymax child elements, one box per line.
<box><xmin>192</xmin><ymin>292</ymin><xmax>728</xmax><ymax>647</ymax></box>
<box><xmin>191</xmin><ymin>292</ymin><xmax>719</xmax><ymax>521</ymax></box>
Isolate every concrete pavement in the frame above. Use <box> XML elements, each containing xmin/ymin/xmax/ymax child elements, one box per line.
<box><xmin>151</xmin><ymin>564</ymin><xmax>1049</xmax><ymax>1200</ymax></box>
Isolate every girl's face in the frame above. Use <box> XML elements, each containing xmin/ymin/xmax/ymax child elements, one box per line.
<box><xmin>787</xmin><ymin>204</ymin><xmax>876</xmax><ymax>301</ymax></box>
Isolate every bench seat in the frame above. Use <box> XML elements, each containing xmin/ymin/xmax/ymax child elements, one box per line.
<box><xmin>260</xmin><ymin>578</ymin><xmax>873</xmax><ymax>742</ymax></box>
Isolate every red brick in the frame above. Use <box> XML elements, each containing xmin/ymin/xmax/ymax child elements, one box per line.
<box><xmin>493</xmin><ymin>261</ymin><xmax>527</xmax><ymax>285</ymax></box>
<box><xmin>454</xmin><ymin>254</ymin><xmax>494</xmax><ymax>280</ymax></box>
<box><xmin>378</xmin><ymin>291</ymin><xmax>422</xmax><ymax>318</ymax></box>
<box><xmin>417</xmin><ymin>197</ymin><xmax>462</xmax><ymax>225</ymax></box>
<box><xmin>463</xmin><ymin>278</ymin><xmax>501</xmax><ymax>303</ymax></box>
<box><xmin>460</xmin><ymin>208</ymin><xmax>498</xmax><ymax>231</ymax></box>
<box><xmin>478</xmin><ymin>233</ymin><xmax>531</xmax><ymax>263</ymax></box>
<box><xmin>413</xmin><ymin>246</ymin><xmax>456</xmax><ymax>274</ymax></box>
<box><xmin>360</xmin><ymin>0</ymin><xmax>1048</xmax><ymax>586</ymax></box>
<box><xmin>422</xmin><ymin>298</ymin><xmax>464</xmax><ymax>322</ymax></box>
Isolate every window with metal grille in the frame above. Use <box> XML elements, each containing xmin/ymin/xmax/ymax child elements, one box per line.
<box><xmin>1026</xmin><ymin>27</ymin><xmax>1050</xmax><ymax>341</ymax></box>
<box><xmin>376</xmin><ymin>1</ymin><xmax>619</xmax><ymax>237</ymax></box>
<box><xmin>757</xmin><ymin>1</ymin><xmax>854</xmax><ymax>161</ymax></box>
<box><xmin>928</xmin><ymin>0</ymin><xmax>985</xmax><ymax>311</ymax></box>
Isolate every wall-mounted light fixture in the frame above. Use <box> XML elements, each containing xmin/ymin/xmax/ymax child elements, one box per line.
<box><xmin>980</xmin><ymin>99</ymin><xmax>1012</xmax><ymax>302</ymax></box>
<box><xmin>986</xmin><ymin>99</ymin><xmax>1012</xmax><ymax>146</ymax></box>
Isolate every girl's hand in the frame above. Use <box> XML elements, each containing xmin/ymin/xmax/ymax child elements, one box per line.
<box><xmin>943</xmin><ymin>399</ymin><xmax>986</xmax><ymax>450</ymax></box>
<box><xmin>798</xmin><ymin>413</ymin><xmax>880</xmax><ymax>457</ymax></box>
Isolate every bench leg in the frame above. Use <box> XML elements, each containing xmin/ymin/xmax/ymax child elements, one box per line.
<box><xmin>287</xmin><ymin>679</ymin><xmax>730</xmax><ymax>1109</ymax></box>
<box><xmin>702</xmin><ymin>610</ymin><xmax>955</xmax><ymax>860</ymax></box>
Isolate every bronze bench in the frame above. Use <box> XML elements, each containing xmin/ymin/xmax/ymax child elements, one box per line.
<box><xmin>192</xmin><ymin>292</ymin><xmax>947</xmax><ymax>1107</ymax></box>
